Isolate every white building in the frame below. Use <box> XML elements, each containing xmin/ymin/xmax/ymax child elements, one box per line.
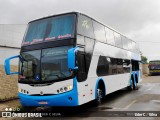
<box><xmin>0</xmin><ymin>24</ymin><xmax>27</xmax><ymax>64</ymax></box>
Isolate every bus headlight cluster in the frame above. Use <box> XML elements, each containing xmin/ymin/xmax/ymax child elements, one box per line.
<box><xmin>18</xmin><ymin>88</ymin><xmax>29</xmax><ymax>94</ymax></box>
<box><xmin>57</xmin><ymin>85</ymin><xmax>73</xmax><ymax>93</ymax></box>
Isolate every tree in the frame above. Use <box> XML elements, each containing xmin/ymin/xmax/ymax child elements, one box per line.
<box><xmin>141</xmin><ymin>56</ymin><xmax>148</xmax><ymax>63</ymax></box>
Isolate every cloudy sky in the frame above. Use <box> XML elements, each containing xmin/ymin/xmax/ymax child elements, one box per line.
<box><xmin>1</xmin><ymin>0</ymin><xmax>160</xmax><ymax>61</ymax></box>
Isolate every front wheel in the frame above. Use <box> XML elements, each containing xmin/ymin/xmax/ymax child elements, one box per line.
<box><xmin>95</xmin><ymin>85</ymin><xmax>104</xmax><ymax>106</ymax></box>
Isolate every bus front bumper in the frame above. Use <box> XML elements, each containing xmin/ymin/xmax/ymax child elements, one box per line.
<box><xmin>18</xmin><ymin>91</ymin><xmax>78</xmax><ymax>107</ymax></box>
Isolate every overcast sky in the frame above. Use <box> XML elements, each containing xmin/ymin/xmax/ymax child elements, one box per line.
<box><xmin>1</xmin><ymin>0</ymin><xmax>160</xmax><ymax>61</ymax></box>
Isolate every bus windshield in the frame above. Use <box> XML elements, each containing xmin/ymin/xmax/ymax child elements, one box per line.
<box><xmin>19</xmin><ymin>46</ymin><xmax>73</xmax><ymax>83</ymax></box>
<box><xmin>23</xmin><ymin>14</ymin><xmax>75</xmax><ymax>45</ymax></box>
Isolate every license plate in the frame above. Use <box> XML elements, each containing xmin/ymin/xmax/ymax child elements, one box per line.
<box><xmin>38</xmin><ymin>101</ymin><xmax>48</xmax><ymax>104</ymax></box>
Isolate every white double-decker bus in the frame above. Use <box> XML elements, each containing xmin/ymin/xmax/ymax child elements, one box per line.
<box><xmin>4</xmin><ymin>12</ymin><xmax>142</xmax><ymax>107</ymax></box>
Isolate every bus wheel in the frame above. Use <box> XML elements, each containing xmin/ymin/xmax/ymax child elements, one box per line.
<box><xmin>95</xmin><ymin>84</ymin><xmax>104</xmax><ymax>106</ymax></box>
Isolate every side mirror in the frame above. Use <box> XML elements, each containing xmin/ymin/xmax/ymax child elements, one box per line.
<box><xmin>68</xmin><ymin>47</ymin><xmax>79</xmax><ymax>70</ymax></box>
<box><xmin>4</xmin><ymin>55</ymin><xmax>20</xmax><ymax>75</ymax></box>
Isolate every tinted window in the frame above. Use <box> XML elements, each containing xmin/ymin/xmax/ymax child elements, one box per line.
<box><xmin>105</xmin><ymin>27</ymin><xmax>115</xmax><ymax>45</ymax></box>
<box><xmin>123</xmin><ymin>59</ymin><xmax>130</xmax><ymax>73</ymax></box>
<box><xmin>20</xmin><ymin>50</ymin><xmax>41</xmax><ymax>79</ymax></box>
<box><xmin>117</xmin><ymin>59</ymin><xmax>123</xmax><ymax>74</ymax></box>
<box><xmin>77</xmin><ymin>51</ymin><xmax>87</xmax><ymax>82</ymax></box>
<box><xmin>45</xmin><ymin>15</ymin><xmax>75</xmax><ymax>41</ymax></box>
<box><xmin>77</xmin><ymin>15</ymin><xmax>94</xmax><ymax>39</ymax></box>
<box><xmin>77</xmin><ymin>35</ymin><xmax>85</xmax><ymax>45</ymax></box>
<box><xmin>93</xmin><ymin>21</ymin><xmax>106</xmax><ymax>43</ymax></box>
<box><xmin>110</xmin><ymin>58</ymin><xmax>117</xmax><ymax>74</ymax></box>
<box><xmin>41</xmin><ymin>46</ymin><xmax>73</xmax><ymax>81</ymax></box>
<box><xmin>97</xmin><ymin>56</ymin><xmax>110</xmax><ymax>76</ymax></box>
<box><xmin>96</xmin><ymin>56</ymin><xmax>130</xmax><ymax>76</ymax></box>
<box><xmin>121</xmin><ymin>36</ymin><xmax>128</xmax><ymax>50</ymax></box>
<box><xmin>114</xmin><ymin>32</ymin><xmax>122</xmax><ymax>48</ymax></box>
<box><xmin>23</xmin><ymin>14</ymin><xmax>75</xmax><ymax>45</ymax></box>
<box><xmin>85</xmin><ymin>38</ymin><xmax>95</xmax><ymax>73</ymax></box>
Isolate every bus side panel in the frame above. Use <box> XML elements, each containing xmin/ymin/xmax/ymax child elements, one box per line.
<box><xmin>77</xmin><ymin>42</ymin><xmax>141</xmax><ymax>105</ymax></box>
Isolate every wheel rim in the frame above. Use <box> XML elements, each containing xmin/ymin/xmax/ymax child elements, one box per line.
<box><xmin>97</xmin><ymin>88</ymin><xmax>103</xmax><ymax>104</ymax></box>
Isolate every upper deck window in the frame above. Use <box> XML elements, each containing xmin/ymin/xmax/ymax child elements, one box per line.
<box><xmin>93</xmin><ymin>21</ymin><xmax>106</xmax><ymax>43</ymax></box>
<box><xmin>105</xmin><ymin>27</ymin><xmax>115</xmax><ymax>46</ymax></box>
<box><xmin>77</xmin><ymin>15</ymin><xmax>94</xmax><ymax>39</ymax></box>
<box><xmin>114</xmin><ymin>32</ymin><xmax>122</xmax><ymax>48</ymax></box>
<box><xmin>23</xmin><ymin>14</ymin><xmax>76</xmax><ymax>45</ymax></box>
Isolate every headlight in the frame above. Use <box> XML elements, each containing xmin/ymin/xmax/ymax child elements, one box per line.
<box><xmin>18</xmin><ymin>88</ymin><xmax>21</xmax><ymax>92</ymax></box>
<box><xmin>64</xmin><ymin>87</ymin><xmax>68</xmax><ymax>91</ymax></box>
<box><xmin>67</xmin><ymin>85</ymin><xmax>73</xmax><ymax>90</ymax></box>
<box><xmin>18</xmin><ymin>88</ymin><xmax>29</xmax><ymax>94</ymax></box>
<box><xmin>60</xmin><ymin>88</ymin><xmax>64</xmax><ymax>92</ymax></box>
<box><xmin>57</xmin><ymin>85</ymin><xmax>73</xmax><ymax>93</ymax></box>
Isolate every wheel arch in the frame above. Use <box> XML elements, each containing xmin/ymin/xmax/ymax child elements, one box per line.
<box><xmin>95</xmin><ymin>77</ymin><xmax>106</xmax><ymax>99</ymax></box>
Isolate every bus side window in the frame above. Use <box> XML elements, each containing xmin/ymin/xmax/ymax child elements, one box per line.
<box><xmin>123</xmin><ymin>60</ymin><xmax>130</xmax><ymax>73</ymax></box>
<box><xmin>110</xmin><ymin>58</ymin><xmax>117</xmax><ymax>74</ymax></box>
<box><xmin>97</xmin><ymin>56</ymin><xmax>110</xmax><ymax>76</ymax></box>
<box><xmin>117</xmin><ymin>59</ymin><xmax>123</xmax><ymax>74</ymax></box>
<box><xmin>77</xmin><ymin>51</ymin><xmax>87</xmax><ymax>82</ymax></box>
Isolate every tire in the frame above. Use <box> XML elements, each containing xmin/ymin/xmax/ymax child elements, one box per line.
<box><xmin>95</xmin><ymin>84</ymin><xmax>104</xmax><ymax>106</ymax></box>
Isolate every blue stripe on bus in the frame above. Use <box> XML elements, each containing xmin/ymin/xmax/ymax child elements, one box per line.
<box><xmin>68</xmin><ymin>47</ymin><xmax>78</xmax><ymax>70</ymax></box>
<box><xmin>19</xmin><ymin>78</ymin><xmax>78</xmax><ymax>107</ymax></box>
